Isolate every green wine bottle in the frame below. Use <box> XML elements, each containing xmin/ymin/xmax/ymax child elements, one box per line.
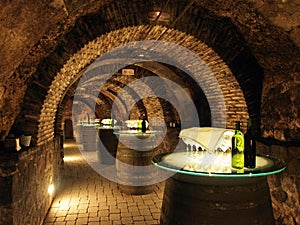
<box><xmin>231</xmin><ymin>121</ymin><xmax>244</xmax><ymax>169</ymax></box>
<box><xmin>111</xmin><ymin>118</ymin><xmax>114</xmax><ymax>127</ymax></box>
<box><xmin>138</xmin><ymin>119</ymin><xmax>142</xmax><ymax>133</ymax></box>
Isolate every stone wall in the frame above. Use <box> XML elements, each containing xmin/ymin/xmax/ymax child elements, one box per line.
<box><xmin>0</xmin><ymin>152</ymin><xmax>17</xmax><ymax>225</ymax></box>
<box><xmin>257</xmin><ymin>142</ymin><xmax>300</xmax><ymax>225</ymax></box>
<box><xmin>249</xmin><ymin>0</ymin><xmax>300</xmax><ymax>48</ymax></box>
<box><xmin>0</xmin><ymin>136</ymin><xmax>62</xmax><ymax>225</ymax></box>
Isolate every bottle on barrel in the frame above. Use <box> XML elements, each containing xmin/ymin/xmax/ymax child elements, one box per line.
<box><xmin>244</xmin><ymin>118</ymin><xmax>256</xmax><ymax>168</ymax></box>
<box><xmin>231</xmin><ymin>121</ymin><xmax>244</xmax><ymax>169</ymax></box>
<box><xmin>87</xmin><ymin>113</ymin><xmax>90</xmax><ymax>124</ymax></box>
<box><xmin>110</xmin><ymin>118</ymin><xmax>114</xmax><ymax>127</ymax></box>
<box><xmin>141</xmin><ymin>115</ymin><xmax>147</xmax><ymax>133</ymax></box>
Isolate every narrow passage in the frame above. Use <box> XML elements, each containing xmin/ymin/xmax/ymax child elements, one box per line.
<box><xmin>43</xmin><ymin>140</ymin><xmax>164</xmax><ymax>225</ymax></box>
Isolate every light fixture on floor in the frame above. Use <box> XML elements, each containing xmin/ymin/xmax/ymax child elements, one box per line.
<box><xmin>63</xmin><ymin>156</ymin><xmax>81</xmax><ymax>162</ymax></box>
<box><xmin>48</xmin><ymin>184</ymin><xmax>54</xmax><ymax>195</ymax></box>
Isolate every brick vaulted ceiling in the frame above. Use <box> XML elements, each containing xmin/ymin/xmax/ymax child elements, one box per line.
<box><xmin>0</xmin><ymin>0</ymin><xmax>299</xmax><ymax>145</ymax></box>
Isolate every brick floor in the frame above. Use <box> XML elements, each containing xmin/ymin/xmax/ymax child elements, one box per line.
<box><xmin>43</xmin><ymin>140</ymin><xmax>164</xmax><ymax>225</ymax></box>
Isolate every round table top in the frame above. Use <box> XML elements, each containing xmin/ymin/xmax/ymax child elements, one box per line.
<box><xmin>96</xmin><ymin>125</ymin><xmax>123</xmax><ymax>130</ymax></box>
<box><xmin>113</xmin><ymin>129</ymin><xmax>162</xmax><ymax>137</ymax></box>
<box><xmin>152</xmin><ymin>151</ymin><xmax>286</xmax><ymax>178</ymax></box>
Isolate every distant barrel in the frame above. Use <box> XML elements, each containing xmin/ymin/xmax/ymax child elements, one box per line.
<box><xmin>116</xmin><ymin>132</ymin><xmax>160</xmax><ymax>195</ymax></box>
<box><xmin>98</xmin><ymin>128</ymin><xmax>119</xmax><ymax>164</ymax></box>
<box><xmin>81</xmin><ymin>126</ymin><xmax>97</xmax><ymax>151</ymax></box>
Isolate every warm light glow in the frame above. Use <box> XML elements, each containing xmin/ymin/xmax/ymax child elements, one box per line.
<box><xmin>48</xmin><ymin>184</ymin><xmax>55</xmax><ymax>195</ymax></box>
<box><xmin>63</xmin><ymin>142</ymin><xmax>76</xmax><ymax>148</ymax></box>
<box><xmin>63</xmin><ymin>156</ymin><xmax>81</xmax><ymax>162</ymax></box>
<box><xmin>155</xmin><ymin>11</ymin><xmax>161</xmax><ymax>16</ymax></box>
<box><xmin>59</xmin><ymin>200</ymin><xmax>70</xmax><ymax>210</ymax></box>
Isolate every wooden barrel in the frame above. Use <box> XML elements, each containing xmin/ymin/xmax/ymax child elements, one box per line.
<box><xmin>74</xmin><ymin>125</ymin><xmax>82</xmax><ymax>143</ymax></box>
<box><xmin>81</xmin><ymin>126</ymin><xmax>97</xmax><ymax>151</ymax></box>
<box><xmin>116</xmin><ymin>134</ymin><xmax>159</xmax><ymax>195</ymax></box>
<box><xmin>98</xmin><ymin>128</ymin><xmax>119</xmax><ymax>164</ymax></box>
<box><xmin>160</xmin><ymin>174</ymin><xmax>275</xmax><ymax>225</ymax></box>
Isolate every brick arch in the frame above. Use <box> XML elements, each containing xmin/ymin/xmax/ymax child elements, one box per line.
<box><xmin>37</xmin><ymin>25</ymin><xmax>248</xmax><ymax>146</ymax></box>
<box><xmin>74</xmin><ymin>63</ymin><xmax>185</xmax><ymax>129</ymax></box>
<box><xmin>97</xmin><ymin>76</ymin><xmax>165</xmax><ymax>122</ymax></box>
<box><xmin>96</xmin><ymin>91</ymin><xmax>126</xmax><ymax>120</ymax></box>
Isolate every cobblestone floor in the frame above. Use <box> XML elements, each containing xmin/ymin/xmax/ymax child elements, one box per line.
<box><xmin>43</xmin><ymin>140</ymin><xmax>164</xmax><ymax>225</ymax></box>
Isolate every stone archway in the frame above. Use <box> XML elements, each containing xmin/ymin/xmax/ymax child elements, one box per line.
<box><xmin>64</xmin><ymin>119</ymin><xmax>73</xmax><ymax>139</ymax></box>
<box><xmin>37</xmin><ymin>25</ymin><xmax>248</xmax><ymax>146</ymax></box>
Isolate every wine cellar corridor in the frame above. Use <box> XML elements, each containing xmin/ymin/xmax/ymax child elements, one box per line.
<box><xmin>0</xmin><ymin>1</ymin><xmax>299</xmax><ymax>225</ymax></box>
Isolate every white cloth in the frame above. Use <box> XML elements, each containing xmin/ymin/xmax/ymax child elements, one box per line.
<box><xmin>179</xmin><ymin>127</ymin><xmax>235</xmax><ymax>152</ymax></box>
<box><xmin>124</xmin><ymin>120</ymin><xmax>149</xmax><ymax>129</ymax></box>
<box><xmin>101</xmin><ymin>118</ymin><xmax>117</xmax><ymax>125</ymax></box>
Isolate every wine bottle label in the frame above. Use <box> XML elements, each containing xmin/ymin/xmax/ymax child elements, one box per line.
<box><xmin>232</xmin><ymin>131</ymin><xmax>244</xmax><ymax>169</ymax></box>
<box><xmin>234</xmin><ymin>135</ymin><xmax>244</xmax><ymax>152</ymax></box>
<box><xmin>137</xmin><ymin>120</ymin><xmax>142</xmax><ymax>133</ymax></box>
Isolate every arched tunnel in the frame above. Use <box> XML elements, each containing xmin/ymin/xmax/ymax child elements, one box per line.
<box><xmin>0</xmin><ymin>0</ymin><xmax>299</xmax><ymax>224</ymax></box>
